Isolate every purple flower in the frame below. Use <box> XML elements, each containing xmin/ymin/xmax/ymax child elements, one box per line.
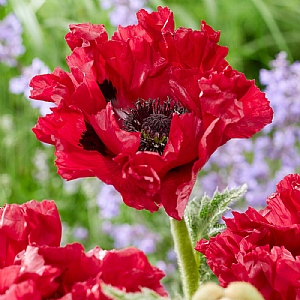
<box><xmin>9</xmin><ymin>58</ymin><xmax>55</xmax><ymax>115</ymax></box>
<box><xmin>102</xmin><ymin>221</ymin><xmax>160</xmax><ymax>254</ymax></box>
<box><xmin>0</xmin><ymin>0</ymin><xmax>7</xmax><ymax>6</ymax></box>
<box><xmin>156</xmin><ymin>260</ymin><xmax>176</xmax><ymax>275</ymax></box>
<box><xmin>72</xmin><ymin>226</ymin><xmax>89</xmax><ymax>241</ymax></box>
<box><xmin>0</xmin><ymin>13</ymin><xmax>24</xmax><ymax>66</ymax></box>
<box><xmin>195</xmin><ymin>138</ymin><xmax>254</xmax><ymax>198</ymax></box>
<box><xmin>167</xmin><ymin>250</ymin><xmax>177</xmax><ymax>261</ymax></box>
<box><xmin>196</xmin><ymin>52</ymin><xmax>300</xmax><ymax>209</ymax></box>
<box><xmin>96</xmin><ymin>184</ymin><xmax>122</xmax><ymax>219</ymax></box>
<box><xmin>61</xmin><ymin>223</ymin><xmax>89</xmax><ymax>244</ymax></box>
<box><xmin>197</xmin><ymin>135</ymin><xmax>291</xmax><ymax>208</ymax></box>
<box><xmin>155</xmin><ymin>250</ymin><xmax>177</xmax><ymax>275</ymax></box>
<box><xmin>100</xmin><ymin>0</ymin><xmax>151</xmax><ymax>26</ymax></box>
<box><xmin>260</xmin><ymin>52</ymin><xmax>300</xmax><ymax>130</ymax></box>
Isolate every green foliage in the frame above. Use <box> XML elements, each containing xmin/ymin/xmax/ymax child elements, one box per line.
<box><xmin>101</xmin><ymin>284</ymin><xmax>179</xmax><ymax>300</ymax></box>
<box><xmin>185</xmin><ymin>185</ymin><xmax>247</xmax><ymax>283</ymax></box>
<box><xmin>185</xmin><ymin>184</ymin><xmax>247</xmax><ymax>246</ymax></box>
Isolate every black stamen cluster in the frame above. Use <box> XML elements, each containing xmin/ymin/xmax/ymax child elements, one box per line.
<box><xmin>123</xmin><ymin>98</ymin><xmax>188</xmax><ymax>155</ymax></box>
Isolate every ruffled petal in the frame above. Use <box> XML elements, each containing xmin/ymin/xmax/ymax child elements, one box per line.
<box><xmin>163</xmin><ymin>25</ymin><xmax>228</xmax><ymax>70</ymax></box>
<box><xmin>0</xmin><ymin>200</ymin><xmax>61</xmax><ymax>268</ymax></box>
<box><xmin>65</xmin><ymin>22</ymin><xmax>108</xmax><ymax>50</ymax></box>
<box><xmin>29</xmin><ymin>67</ymin><xmax>75</xmax><ymax>105</ymax></box>
<box><xmin>159</xmin><ymin>162</ymin><xmax>197</xmax><ymax>220</ymax></box>
<box><xmin>163</xmin><ymin>112</ymin><xmax>203</xmax><ymax>168</ymax></box>
<box><xmin>101</xmin><ymin>247</ymin><xmax>168</xmax><ymax>297</ymax></box>
<box><xmin>196</xmin><ymin>174</ymin><xmax>300</xmax><ymax>299</ymax></box>
<box><xmin>199</xmin><ymin>68</ymin><xmax>273</xmax><ymax>141</ymax></box>
<box><xmin>136</xmin><ymin>6</ymin><xmax>174</xmax><ymax>41</ymax></box>
<box><xmin>90</xmin><ymin>102</ymin><xmax>140</xmax><ymax>156</ymax></box>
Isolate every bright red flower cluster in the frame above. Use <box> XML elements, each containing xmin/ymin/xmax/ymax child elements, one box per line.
<box><xmin>0</xmin><ymin>200</ymin><xmax>167</xmax><ymax>299</ymax></box>
<box><xmin>30</xmin><ymin>6</ymin><xmax>273</xmax><ymax>220</ymax></box>
<box><xmin>0</xmin><ymin>200</ymin><xmax>61</xmax><ymax>269</ymax></box>
<box><xmin>196</xmin><ymin>174</ymin><xmax>300</xmax><ymax>300</ymax></box>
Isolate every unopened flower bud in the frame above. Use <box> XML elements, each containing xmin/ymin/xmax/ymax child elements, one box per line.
<box><xmin>223</xmin><ymin>282</ymin><xmax>264</xmax><ymax>300</ymax></box>
<box><xmin>192</xmin><ymin>282</ymin><xmax>224</xmax><ymax>300</ymax></box>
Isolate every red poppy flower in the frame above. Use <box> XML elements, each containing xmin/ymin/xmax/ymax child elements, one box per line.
<box><xmin>1</xmin><ymin>244</ymin><xmax>167</xmax><ymax>299</ymax></box>
<box><xmin>196</xmin><ymin>174</ymin><xmax>300</xmax><ymax>299</ymax></box>
<box><xmin>0</xmin><ymin>201</ymin><xmax>167</xmax><ymax>299</ymax></box>
<box><xmin>0</xmin><ymin>200</ymin><xmax>61</xmax><ymax>269</ymax></box>
<box><xmin>30</xmin><ymin>6</ymin><xmax>273</xmax><ymax>220</ymax></box>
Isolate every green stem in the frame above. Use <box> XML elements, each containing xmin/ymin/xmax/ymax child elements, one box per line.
<box><xmin>170</xmin><ymin>217</ymin><xmax>199</xmax><ymax>300</ymax></box>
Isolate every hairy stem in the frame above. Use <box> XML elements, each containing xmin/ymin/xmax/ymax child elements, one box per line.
<box><xmin>170</xmin><ymin>217</ymin><xmax>199</xmax><ymax>300</ymax></box>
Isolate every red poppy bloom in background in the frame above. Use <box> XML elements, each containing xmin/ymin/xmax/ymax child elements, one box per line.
<box><xmin>0</xmin><ymin>201</ymin><xmax>167</xmax><ymax>299</ymax></box>
<box><xmin>0</xmin><ymin>200</ymin><xmax>61</xmax><ymax>269</ymax></box>
<box><xmin>0</xmin><ymin>244</ymin><xmax>167</xmax><ymax>299</ymax></box>
<box><xmin>30</xmin><ymin>6</ymin><xmax>273</xmax><ymax>220</ymax></box>
<box><xmin>196</xmin><ymin>174</ymin><xmax>300</xmax><ymax>300</ymax></box>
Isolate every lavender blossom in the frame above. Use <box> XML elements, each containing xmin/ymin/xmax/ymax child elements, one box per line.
<box><xmin>0</xmin><ymin>0</ymin><xmax>7</xmax><ymax>6</ymax></box>
<box><xmin>156</xmin><ymin>250</ymin><xmax>177</xmax><ymax>275</ymax></box>
<box><xmin>102</xmin><ymin>221</ymin><xmax>160</xmax><ymax>254</ymax></box>
<box><xmin>167</xmin><ymin>249</ymin><xmax>177</xmax><ymax>261</ymax></box>
<box><xmin>72</xmin><ymin>226</ymin><xmax>89</xmax><ymax>241</ymax></box>
<box><xmin>156</xmin><ymin>260</ymin><xmax>176</xmax><ymax>275</ymax></box>
<box><xmin>9</xmin><ymin>58</ymin><xmax>55</xmax><ymax>115</ymax></box>
<box><xmin>0</xmin><ymin>13</ymin><xmax>24</xmax><ymax>66</ymax></box>
<box><xmin>100</xmin><ymin>0</ymin><xmax>151</xmax><ymax>26</ymax></box>
<box><xmin>196</xmin><ymin>52</ymin><xmax>300</xmax><ymax>208</ymax></box>
<box><xmin>96</xmin><ymin>184</ymin><xmax>122</xmax><ymax>219</ymax></box>
<box><xmin>61</xmin><ymin>223</ymin><xmax>89</xmax><ymax>245</ymax></box>
<box><xmin>260</xmin><ymin>52</ymin><xmax>300</xmax><ymax>131</ymax></box>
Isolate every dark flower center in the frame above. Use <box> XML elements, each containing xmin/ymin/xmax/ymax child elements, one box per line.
<box><xmin>79</xmin><ymin>122</ymin><xmax>107</xmax><ymax>156</ymax></box>
<box><xmin>80</xmin><ymin>79</ymin><xmax>189</xmax><ymax>157</ymax></box>
<box><xmin>79</xmin><ymin>80</ymin><xmax>116</xmax><ymax>155</ymax></box>
<box><xmin>123</xmin><ymin>98</ymin><xmax>188</xmax><ymax>155</ymax></box>
<box><xmin>98</xmin><ymin>79</ymin><xmax>117</xmax><ymax>103</ymax></box>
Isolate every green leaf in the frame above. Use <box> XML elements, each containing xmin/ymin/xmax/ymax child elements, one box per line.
<box><xmin>101</xmin><ymin>284</ymin><xmax>178</xmax><ymax>300</ymax></box>
<box><xmin>185</xmin><ymin>184</ymin><xmax>247</xmax><ymax>245</ymax></box>
<box><xmin>184</xmin><ymin>184</ymin><xmax>247</xmax><ymax>282</ymax></box>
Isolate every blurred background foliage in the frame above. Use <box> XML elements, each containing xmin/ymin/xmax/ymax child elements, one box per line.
<box><xmin>0</xmin><ymin>0</ymin><xmax>299</xmax><ymax>296</ymax></box>
<box><xmin>3</xmin><ymin>0</ymin><xmax>300</xmax><ymax>78</ymax></box>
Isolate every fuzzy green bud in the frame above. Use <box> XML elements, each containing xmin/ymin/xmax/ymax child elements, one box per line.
<box><xmin>191</xmin><ymin>282</ymin><xmax>223</xmax><ymax>300</ymax></box>
<box><xmin>191</xmin><ymin>282</ymin><xmax>265</xmax><ymax>300</ymax></box>
<box><xmin>223</xmin><ymin>282</ymin><xmax>265</xmax><ymax>300</ymax></box>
